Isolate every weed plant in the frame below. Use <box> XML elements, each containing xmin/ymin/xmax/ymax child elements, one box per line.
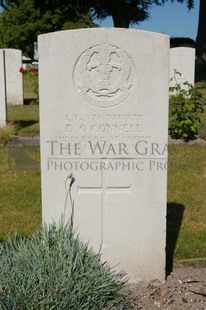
<box><xmin>169</xmin><ymin>71</ymin><xmax>204</xmax><ymax>141</ymax></box>
<box><xmin>0</xmin><ymin>124</ymin><xmax>17</xmax><ymax>145</ymax></box>
<box><xmin>0</xmin><ymin>222</ymin><xmax>126</xmax><ymax>310</ymax></box>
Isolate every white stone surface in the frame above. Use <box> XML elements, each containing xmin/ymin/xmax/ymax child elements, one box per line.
<box><xmin>170</xmin><ymin>47</ymin><xmax>195</xmax><ymax>90</ymax></box>
<box><xmin>39</xmin><ymin>28</ymin><xmax>169</xmax><ymax>283</ymax></box>
<box><xmin>3</xmin><ymin>49</ymin><xmax>23</xmax><ymax>105</ymax></box>
<box><xmin>0</xmin><ymin>50</ymin><xmax>6</xmax><ymax>126</ymax></box>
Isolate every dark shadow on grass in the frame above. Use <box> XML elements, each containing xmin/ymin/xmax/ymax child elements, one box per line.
<box><xmin>8</xmin><ymin>145</ymin><xmax>40</xmax><ymax>170</ymax></box>
<box><xmin>24</xmin><ymin>98</ymin><xmax>38</xmax><ymax>105</ymax></box>
<box><xmin>13</xmin><ymin>120</ymin><xmax>38</xmax><ymax>130</ymax></box>
<box><xmin>166</xmin><ymin>202</ymin><xmax>185</xmax><ymax>277</ymax></box>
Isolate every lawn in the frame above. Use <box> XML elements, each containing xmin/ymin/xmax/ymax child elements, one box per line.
<box><xmin>7</xmin><ymin>105</ymin><xmax>39</xmax><ymax>136</ymax></box>
<box><xmin>167</xmin><ymin>144</ymin><xmax>206</xmax><ymax>262</ymax></box>
<box><xmin>0</xmin><ymin>143</ymin><xmax>206</xmax><ymax>264</ymax></box>
<box><xmin>0</xmin><ymin>145</ymin><xmax>41</xmax><ymax>240</ymax></box>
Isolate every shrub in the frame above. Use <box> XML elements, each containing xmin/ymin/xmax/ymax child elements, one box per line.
<box><xmin>169</xmin><ymin>72</ymin><xmax>204</xmax><ymax>141</ymax></box>
<box><xmin>0</xmin><ymin>223</ymin><xmax>126</xmax><ymax>309</ymax></box>
<box><xmin>29</xmin><ymin>70</ymin><xmax>39</xmax><ymax>100</ymax></box>
<box><xmin>0</xmin><ymin>123</ymin><xmax>17</xmax><ymax>145</ymax></box>
<box><xmin>197</xmin><ymin>122</ymin><xmax>206</xmax><ymax>140</ymax></box>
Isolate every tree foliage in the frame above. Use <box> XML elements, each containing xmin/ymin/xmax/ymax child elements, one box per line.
<box><xmin>2</xmin><ymin>0</ymin><xmax>206</xmax><ymax>71</ymax></box>
<box><xmin>196</xmin><ymin>0</ymin><xmax>206</xmax><ymax>58</ymax></box>
<box><xmin>90</xmin><ymin>0</ymin><xmax>194</xmax><ymax>28</ymax></box>
<box><xmin>0</xmin><ymin>0</ymin><xmax>195</xmax><ymax>29</ymax></box>
<box><xmin>91</xmin><ymin>0</ymin><xmax>151</xmax><ymax>28</ymax></box>
<box><xmin>0</xmin><ymin>0</ymin><xmax>96</xmax><ymax>58</ymax></box>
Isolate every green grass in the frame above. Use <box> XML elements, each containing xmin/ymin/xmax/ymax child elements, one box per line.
<box><xmin>167</xmin><ymin>144</ymin><xmax>206</xmax><ymax>261</ymax></box>
<box><xmin>0</xmin><ymin>123</ymin><xmax>17</xmax><ymax>145</ymax></box>
<box><xmin>0</xmin><ymin>144</ymin><xmax>206</xmax><ymax>263</ymax></box>
<box><xmin>23</xmin><ymin>71</ymin><xmax>38</xmax><ymax>104</ymax></box>
<box><xmin>0</xmin><ymin>146</ymin><xmax>41</xmax><ymax>240</ymax></box>
<box><xmin>7</xmin><ymin>105</ymin><xmax>39</xmax><ymax>136</ymax></box>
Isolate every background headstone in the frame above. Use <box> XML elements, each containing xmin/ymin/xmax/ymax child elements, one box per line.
<box><xmin>0</xmin><ymin>50</ymin><xmax>7</xmax><ymax>126</ymax></box>
<box><xmin>22</xmin><ymin>55</ymin><xmax>32</xmax><ymax>70</ymax></box>
<box><xmin>39</xmin><ymin>28</ymin><xmax>169</xmax><ymax>283</ymax></box>
<box><xmin>3</xmin><ymin>49</ymin><xmax>23</xmax><ymax>105</ymax></box>
<box><xmin>170</xmin><ymin>47</ymin><xmax>195</xmax><ymax>90</ymax></box>
<box><xmin>33</xmin><ymin>42</ymin><xmax>38</xmax><ymax>61</ymax></box>
<box><xmin>32</xmin><ymin>42</ymin><xmax>39</xmax><ymax>69</ymax></box>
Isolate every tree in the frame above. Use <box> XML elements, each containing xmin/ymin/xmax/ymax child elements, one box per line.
<box><xmin>90</xmin><ymin>0</ymin><xmax>194</xmax><ymax>28</ymax></box>
<box><xmin>91</xmin><ymin>0</ymin><xmax>150</xmax><ymax>28</ymax></box>
<box><xmin>90</xmin><ymin>0</ymin><xmax>206</xmax><ymax>75</ymax></box>
<box><xmin>0</xmin><ymin>0</ymin><xmax>96</xmax><ymax>58</ymax></box>
<box><xmin>2</xmin><ymin>0</ymin><xmax>206</xmax><ymax>69</ymax></box>
<box><xmin>196</xmin><ymin>0</ymin><xmax>206</xmax><ymax>59</ymax></box>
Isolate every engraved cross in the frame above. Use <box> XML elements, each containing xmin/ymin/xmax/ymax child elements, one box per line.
<box><xmin>77</xmin><ymin>181</ymin><xmax>132</xmax><ymax>195</ymax></box>
<box><xmin>77</xmin><ymin>171</ymin><xmax>132</xmax><ymax>244</ymax></box>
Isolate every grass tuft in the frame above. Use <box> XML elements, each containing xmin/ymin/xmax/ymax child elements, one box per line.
<box><xmin>0</xmin><ymin>222</ymin><xmax>126</xmax><ymax>309</ymax></box>
<box><xmin>0</xmin><ymin>124</ymin><xmax>17</xmax><ymax>145</ymax></box>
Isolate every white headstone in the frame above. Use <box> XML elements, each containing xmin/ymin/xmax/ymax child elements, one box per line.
<box><xmin>170</xmin><ymin>47</ymin><xmax>195</xmax><ymax>90</ymax></box>
<box><xmin>33</xmin><ymin>42</ymin><xmax>38</xmax><ymax>61</ymax></box>
<box><xmin>0</xmin><ymin>50</ymin><xmax>6</xmax><ymax>126</ymax></box>
<box><xmin>39</xmin><ymin>28</ymin><xmax>169</xmax><ymax>283</ymax></box>
<box><xmin>3</xmin><ymin>49</ymin><xmax>23</xmax><ymax>105</ymax></box>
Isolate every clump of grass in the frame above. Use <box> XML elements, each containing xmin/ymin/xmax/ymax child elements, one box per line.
<box><xmin>0</xmin><ymin>123</ymin><xmax>17</xmax><ymax>145</ymax></box>
<box><xmin>0</xmin><ymin>222</ymin><xmax>126</xmax><ymax>309</ymax></box>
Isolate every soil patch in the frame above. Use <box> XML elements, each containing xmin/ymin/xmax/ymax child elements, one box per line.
<box><xmin>125</xmin><ymin>266</ymin><xmax>206</xmax><ymax>309</ymax></box>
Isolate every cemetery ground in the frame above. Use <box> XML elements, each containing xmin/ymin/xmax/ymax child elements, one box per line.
<box><xmin>0</xmin><ymin>77</ymin><xmax>206</xmax><ymax>309</ymax></box>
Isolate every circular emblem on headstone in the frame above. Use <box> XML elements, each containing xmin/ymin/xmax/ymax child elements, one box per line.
<box><xmin>73</xmin><ymin>43</ymin><xmax>135</xmax><ymax>108</ymax></box>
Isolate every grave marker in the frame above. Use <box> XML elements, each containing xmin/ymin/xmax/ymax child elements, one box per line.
<box><xmin>170</xmin><ymin>47</ymin><xmax>195</xmax><ymax>90</ymax></box>
<box><xmin>39</xmin><ymin>28</ymin><xmax>169</xmax><ymax>282</ymax></box>
<box><xmin>3</xmin><ymin>49</ymin><xmax>23</xmax><ymax>105</ymax></box>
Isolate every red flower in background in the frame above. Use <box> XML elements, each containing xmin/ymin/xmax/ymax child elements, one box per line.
<box><xmin>30</xmin><ymin>66</ymin><xmax>36</xmax><ymax>72</ymax></box>
<box><xmin>19</xmin><ymin>67</ymin><xmax>24</xmax><ymax>73</ymax></box>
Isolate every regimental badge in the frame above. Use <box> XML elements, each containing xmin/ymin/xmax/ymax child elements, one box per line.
<box><xmin>73</xmin><ymin>43</ymin><xmax>135</xmax><ymax>108</ymax></box>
